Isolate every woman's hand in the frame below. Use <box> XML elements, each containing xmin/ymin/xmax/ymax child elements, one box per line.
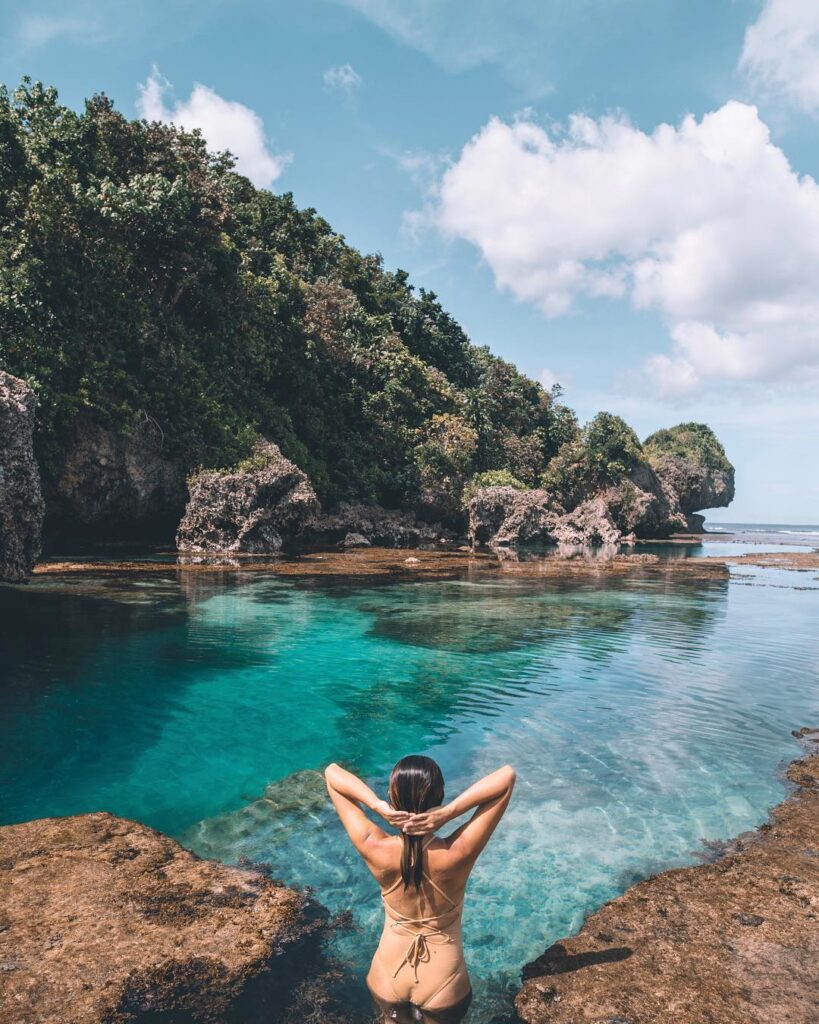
<box><xmin>401</xmin><ymin>805</ymin><xmax>450</xmax><ymax>836</ymax></box>
<box><xmin>372</xmin><ymin>798</ymin><xmax>411</xmax><ymax>828</ymax></box>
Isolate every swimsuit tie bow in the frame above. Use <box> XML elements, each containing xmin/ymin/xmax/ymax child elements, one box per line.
<box><xmin>403</xmin><ymin>932</ymin><xmax>431</xmax><ymax>981</ymax></box>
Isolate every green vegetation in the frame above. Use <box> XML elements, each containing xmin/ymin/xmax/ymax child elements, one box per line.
<box><xmin>462</xmin><ymin>469</ymin><xmax>529</xmax><ymax>506</ymax></box>
<box><xmin>541</xmin><ymin>412</ymin><xmax>644</xmax><ymax>507</ymax></box>
<box><xmin>0</xmin><ymin>80</ymin><xmax>575</xmax><ymax>507</ymax></box>
<box><xmin>0</xmin><ymin>80</ymin><xmax>731</xmax><ymax>519</ymax></box>
<box><xmin>643</xmin><ymin>423</ymin><xmax>732</xmax><ymax>472</ymax></box>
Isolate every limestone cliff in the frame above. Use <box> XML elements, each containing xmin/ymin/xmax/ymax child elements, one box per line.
<box><xmin>177</xmin><ymin>439</ymin><xmax>319</xmax><ymax>554</ymax></box>
<box><xmin>0</xmin><ymin>371</ymin><xmax>45</xmax><ymax>581</ymax></box>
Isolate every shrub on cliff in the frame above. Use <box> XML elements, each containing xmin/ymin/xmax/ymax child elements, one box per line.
<box><xmin>643</xmin><ymin>422</ymin><xmax>732</xmax><ymax>473</ymax></box>
<box><xmin>462</xmin><ymin>469</ymin><xmax>529</xmax><ymax>507</ymax></box>
<box><xmin>541</xmin><ymin>413</ymin><xmax>644</xmax><ymax>508</ymax></box>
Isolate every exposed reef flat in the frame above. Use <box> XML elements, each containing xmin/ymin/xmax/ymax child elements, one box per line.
<box><xmin>718</xmin><ymin>549</ymin><xmax>819</xmax><ymax>571</ymax></box>
<box><xmin>516</xmin><ymin>735</ymin><xmax>819</xmax><ymax>1024</ymax></box>
<box><xmin>30</xmin><ymin>546</ymin><xmax>734</xmax><ymax>582</ymax></box>
<box><xmin>0</xmin><ymin>812</ymin><xmax>333</xmax><ymax>1024</ymax></box>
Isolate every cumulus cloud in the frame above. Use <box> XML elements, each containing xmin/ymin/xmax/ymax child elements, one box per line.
<box><xmin>740</xmin><ymin>0</ymin><xmax>819</xmax><ymax>112</ymax></box>
<box><xmin>323</xmin><ymin>63</ymin><xmax>363</xmax><ymax>93</ymax></box>
<box><xmin>434</xmin><ymin>102</ymin><xmax>819</xmax><ymax>396</ymax></box>
<box><xmin>136</xmin><ymin>68</ymin><xmax>290</xmax><ymax>188</ymax></box>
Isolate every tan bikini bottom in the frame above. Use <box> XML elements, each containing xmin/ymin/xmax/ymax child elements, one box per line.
<box><xmin>371</xmin><ymin>988</ymin><xmax>473</xmax><ymax>1023</ymax></box>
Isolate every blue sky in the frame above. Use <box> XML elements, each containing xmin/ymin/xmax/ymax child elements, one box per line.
<box><xmin>2</xmin><ymin>0</ymin><xmax>819</xmax><ymax>522</ymax></box>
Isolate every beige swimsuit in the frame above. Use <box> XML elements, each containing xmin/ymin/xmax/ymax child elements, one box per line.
<box><xmin>367</xmin><ymin>843</ymin><xmax>470</xmax><ymax>1010</ymax></box>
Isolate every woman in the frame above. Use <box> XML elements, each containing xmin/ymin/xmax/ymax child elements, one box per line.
<box><xmin>325</xmin><ymin>755</ymin><xmax>516</xmax><ymax>1023</ymax></box>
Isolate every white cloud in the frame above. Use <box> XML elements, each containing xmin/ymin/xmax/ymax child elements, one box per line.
<box><xmin>433</xmin><ymin>102</ymin><xmax>819</xmax><ymax>396</ymax></box>
<box><xmin>17</xmin><ymin>14</ymin><xmax>97</xmax><ymax>47</ymax></box>
<box><xmin>323</xmin><ymin>63</ymin><xmax>363</xmax><ymax>93</ymax></box>
<box><xmin>740</xmin><ymin>0</ymin><xmax>819</xmax><ymax>113</ymax></box>
<box><xmin>538</xmin><ymin>368</ymin><xmax>561</xmax><ymax>392</ymax></box>
<box><xmin>136</xmin><ymin>68</ymin><xmax>290</xmax><ymax>188</ymax></box>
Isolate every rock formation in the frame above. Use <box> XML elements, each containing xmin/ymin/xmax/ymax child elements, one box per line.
<box><xmin>652</xmin><ymin>454</ymin><xmax>735</xmax><ymax>531</ymax></box>
<box><xmin>309</xmin><ymin>502</ymin><xmax>453</xmax><ymax>549</ymax></box>
<box><xmin>0</xmin><ymin>371</ymin><xmax>45</xmax><ymax>581</ymax></box>
<box><xmin>177</xmin><ymin>440</ymin><xmax>319</xmax><ymax>553</ymax></box>
<box><xmin>516</xmin><ymin>734</ymin><xmax>819</xmax><ymax>1024</ymax></box>
<box><xmin>0</xmin><ymin>811</ymin><xmax>334</xmax><ymax>1024</ymax></box>
<box><xmin>467</xmin><ymin>464</ymin><xmax>705</xmax><ymax>549</ymax></box>
<box><xmin>44</xmin><ymin>413</ymin><xmax>188</xmax><ymax>544</ymax></box>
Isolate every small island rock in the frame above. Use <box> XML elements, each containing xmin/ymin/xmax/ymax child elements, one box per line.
<box><xmin>177</xmin><ymin>440</ymin><xmax>319</xmax><ymax>553</ymax></box>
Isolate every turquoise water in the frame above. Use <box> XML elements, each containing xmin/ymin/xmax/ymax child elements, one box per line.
<box><xmin>1</xmin><ymin>554</ymin><xmax>818</xmax><ymax>1021</ymax></box>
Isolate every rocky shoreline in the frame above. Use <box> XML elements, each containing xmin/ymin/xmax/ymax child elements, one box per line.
<box><xmin>1</xmin><ymin>370</ymin><xmax>738</xmax><ymax>583</ymax></box>
<box><xmin>516</xmin><ymin>731</ymin><xmax>819</xmax><ymax>1024</ymax></box>
<box><xmin>1</xmin><ymin>737</ymin><xmax>816</xmax><ymax>1023</ymax></box>
<box><xmin>0</xmin><ymin>813</ymin><xmax>341</xmax><ymax>1024</ymax></box>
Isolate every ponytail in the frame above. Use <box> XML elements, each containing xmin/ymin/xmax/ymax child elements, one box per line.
<box><xmin>400</xmin><ymin>832</ymin><xmax>425</xmax><ymax>890</ymax></box>
<box><xmin>388</xmin><ymin>754</ymin><xmax>444</xmax><ymax>891</ymax></box>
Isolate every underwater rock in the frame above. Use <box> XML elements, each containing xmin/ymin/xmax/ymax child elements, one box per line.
<box><xmin>310</xmin><ymin>501</ymin><xmax>452</xmax><ymax>548</ymax></box>
<box><xmin>516</xmin><ymin>739</ymin><xmax>819</xmax><ymax>1024</ymax></box>
<box><xmin>44</xmin><ymin>412</ymin><xmax>187</xmax><ymax>545</ymax></box>
<box><xmin>179</xmin><ymin>769</ymin><xmax>329</xmax><ymax>861</ymax></box>
<box><xmin>177</xmin><ymin>440</ymin><xmax>319</xmax><ymax>554</ymax></box>
<box><xmin>0</xmin><ymin>371</ymin><xmax>45</xmax><ymax>581</ymax></box>
<box><xmin>0</xmin><ymin>811</ymin><xmax>332</xmax><ymax>1024</ymax></box>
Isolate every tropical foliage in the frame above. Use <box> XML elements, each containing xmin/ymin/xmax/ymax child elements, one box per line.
<box><xmin>0</xmin><ymin>80</ymin><xmax>581</xmax><ymax>508</ymax></box>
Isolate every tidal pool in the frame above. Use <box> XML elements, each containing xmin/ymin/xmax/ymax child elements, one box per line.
<box><xmin>1</xmin><ymin>556</ymin><xmax>817</xmax><ymax>1021</ymax></box>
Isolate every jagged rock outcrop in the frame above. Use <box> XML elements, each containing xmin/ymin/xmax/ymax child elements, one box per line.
<box><xmin>0</xmin><ymin>811</ymin><xmax>334</xmax><ymax>1024</ymax></box>
<box><xmin>516</xmin><ymin>734</ymin><xmax>819</xmax><ymax>1024</ymax></box>
<box><xmin>652</xmin><ymin>453</ymin><xmax>735</xmax><ymax>518</ymax></box>
<box><xmin>44</xmin><ymin>413</ymin><xmax>188</xmax><ymax>543</ymax></box>
<box><xmin>309</xmin><ymin>502</ymin><xmax>453</xmax><ymax>548</ymax></box>
<box><xmin>469</xmin><ymin>464</ymin><xmax>695</xmax><ymax>549</ymax></box>
<box><xmin>177</xmin><ymin>440</ymin><xmax>319</xmax><ymax>553</ymax></box>
<box><xmin>467</xmin><ymin>487</ymin><xmax>564</xmax><ymax>547</ymax></box>
<box><xmin>0</xmin><ymin>371</ymin><xmax>45</xmax><ymax>581</ymax></box>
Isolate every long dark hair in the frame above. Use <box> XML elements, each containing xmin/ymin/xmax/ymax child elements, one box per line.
<box><xmin>388</xmin><ymin>755</ymin><xmax>445</xmax><ymax>890</ymax></box>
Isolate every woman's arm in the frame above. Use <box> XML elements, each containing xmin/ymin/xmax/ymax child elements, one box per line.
<box><xmin>403</xmin><ymin>765</ymin><xmax>516</xmax><ymax>865</ymax></box>
<box><xmin>324</xmin><ymin>763</ymin><xmax>409</xmax><ymax>856</ymax></box>
<box><xmin>403</xmin><ymin>765</ymin><xmax>516</xmax><ymax>835</ymax></box>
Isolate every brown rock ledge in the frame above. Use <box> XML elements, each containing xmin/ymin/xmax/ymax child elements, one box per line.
<box><xmin>0</xmin><ymin>812</ymin><xmax>333</xmax><ymax>1024</ymax></box>
<box><xmin>515</xmin><ymin>737</ymin><xmax>819</xmax><ymax>1024</ymax></box>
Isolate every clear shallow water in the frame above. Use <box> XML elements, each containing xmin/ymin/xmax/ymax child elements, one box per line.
<box><xmin>1</xmin><ymin>557</ymin><xmax>818</xmax><ymax>1022</ymax></box>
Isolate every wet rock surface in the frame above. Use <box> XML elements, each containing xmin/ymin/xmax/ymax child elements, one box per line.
<box><xmin>44</xmin><ymin>414</ymin><xmax>187</xmax><ymax>545</ymax></box>
<box><xmin>0</xmin><ymin>812</ymin><xmax>333</xmax><ymax>1024</ymax></box>
<box><xmin>0</xmin><ymin>372</ymin><xmax>45</xmax><ymax>581</ymax></box>
<box><xmin>516</xmin><ymin>739</ymin><xmax>819</xmax><ymax>1024</ymax></box>
<box><xmin>177</xmin><ymin>440</ymin><xmax>319</xmax><ymax>554</ymax></box>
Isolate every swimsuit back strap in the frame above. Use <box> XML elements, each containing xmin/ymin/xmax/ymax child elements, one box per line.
<box><xmin>379</xmin><ymin>837</ymin><xmax>459</xmax><ymax>908</ymax></box>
